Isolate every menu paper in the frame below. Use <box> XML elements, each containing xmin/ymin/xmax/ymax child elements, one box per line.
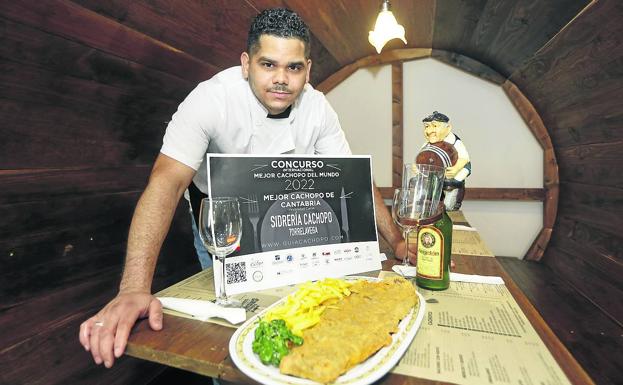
<box><xmin>379</xmin><ymin>272</ymin><xmax>572</xmax><ymax>385</ymax></box>
<box><xmin>156</xmin><ymin>268</ymin><xmax>297</xmax><ymax>328</ymax></box>
<box><xmin>451</xmin><ymin>230</ymin><xmax>494</xmax><ymax>257</ymax></box>
<box><xmin>447</xmin><ymin>210</ymin><xmax>469</xmax><ymax>224</ymax></box>
<box><xmin>205</xmin><ymin>155</ymin><xmax>381</xmax><ymax>295</ymax></box>
<box><xmin>447</xmin><ymin>210</ymin><xmax>494</xmax><ymax>257</ymax></box>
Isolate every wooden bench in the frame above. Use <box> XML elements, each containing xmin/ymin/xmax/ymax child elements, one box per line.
<box><xmin>497</xmin><ymin>257</ymin><xmax>623</xmax><ymax>385</ymax></box>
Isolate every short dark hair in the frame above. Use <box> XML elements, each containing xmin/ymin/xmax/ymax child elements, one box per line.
<box><xmin>422</xmin><ymin>111</ymin><xmax>450</xmax><ymax>123</ymax></box>
<box><xmin>247</xmin><ymin>8</ymin><xmax>311</xmax><ymax>58</ymax></box>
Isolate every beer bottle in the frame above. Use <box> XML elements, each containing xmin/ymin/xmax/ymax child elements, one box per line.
<box><xmin>415</xmin><ymin>206</ymin><xmax>452</xmax><ymax>290</ymax></box>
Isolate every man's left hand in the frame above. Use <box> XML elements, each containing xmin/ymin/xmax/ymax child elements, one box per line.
<box><xmin>393</xmin><ymin>239</ymin><xmax>417</xmax><ymax>262</ymax></box>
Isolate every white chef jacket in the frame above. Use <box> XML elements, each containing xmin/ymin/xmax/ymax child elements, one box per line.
<box><xmin>160</xmin><ymin>66</ymin><xmax>351</xmax><ymax>194</ymax></box>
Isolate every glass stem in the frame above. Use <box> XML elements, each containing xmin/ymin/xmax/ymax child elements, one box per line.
<box><xmin>219</xmin><ymin>255</ymin><xmax>228</xmax><ymax>302</ymax></box>
<box><xmin>412</xmin><ymin>225</ymin><xmax>419</xmax><ymax>266</ymax></box>
<box><xmin>403</xmin><ymin>229</ymin><xmax>410</xmax><ymax>266</ymax></box>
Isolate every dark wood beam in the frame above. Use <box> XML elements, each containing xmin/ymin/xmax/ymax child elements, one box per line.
<box><xmin>391</xmin><ymin>63</ymin><xmax>403</xmax><ymax>189</ymax></box>
<box><xmin>503</xmin><ymin>80</ymin><xmax>559</xmax><ymax>261</ymax></box>
<box><xmin>317</xmin><ymin>49</ymin><xmax>431</xmax><ymax>93</ymax></box>
<box><xmin>380</xmin><ymin>187</ymin><xmax>545</xmax><ymax>201</ymax></box>
<box><xmin>464</xmin><ymin>188</ymin><xmax>545</xmax><ymax>201</ymax></box>
<box><xmin>431</xmin><ymin>49</ymin><xmax>506</xmax><ymax>84</ymax></box>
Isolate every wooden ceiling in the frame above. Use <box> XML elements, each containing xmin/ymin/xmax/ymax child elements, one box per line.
<box><xmin>73</xmin><ymin>0</ymin><xmax>590</xmax><ymax>84</ymax></box>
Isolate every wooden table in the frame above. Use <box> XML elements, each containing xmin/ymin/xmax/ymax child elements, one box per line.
<box><xmin>126</xmin><ymin>254</ymin><xmax>594</xmax><ymax>385</ymax></box>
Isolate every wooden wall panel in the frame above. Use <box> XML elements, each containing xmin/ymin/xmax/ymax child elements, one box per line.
<box><xmin>72</xmin><ymin>0</ymin><xmax>255</xmax><ymax>70</ymax></box>
<box><xmin>0</xmin><ymin>268</ymin><xmax>125</xmax><ymax>349</ymax></box>
<box><xmin>555</xmin><ymin>217</ymin><xmax>623</xmax><ymax>273</ymax></box>
<box><xmin>432</xmin><ymin>0</ymin><xmax>488</xmax><ymax>54</ymax></box>
<box><xmin>559</xmin><ymin>159</ymin><xmax>622</xmax><ymax>189</ymax></box>
<box><xmin>0</xmin><ymin>326</ymin><xmax>166</xmax><ymax>385</ymax></box>
<box><xmin>0</xmin><ymin>98</ymin><xmax>167</xmax><ymax>148</ymax></box>
<box><xmin>556</xmin><ymin>138</ymin><xmax>623</xmax><ymax>189</ymax></box>
<box><xmin>510</xmin><ymin>0</ymin><xmax>623</xmax><ymax>330</ymax></box>
<box><xmin>0</xmin><ymin>0</ymin><xmax>217</xmax><ymax>82</ymax></box>
<box><xmin>0</xmin><ymin>58</ymin><xmax>175</xmax><ymax>115</ymax></box>
<box><xmin>509</xmin><ymin>1</ymin><xmax>623</xmax><ymax>148</ymax></box>
<box><xmin>433</xmin><ymin>0</ymin><xmax>590</xmax><ymax>77</ymax></box>
<box><xmin>544</xmin><ymin>240</ymin><xmax>623</xmax><ymax>325</ymax></box>
<box><xmin>0</xmin><ymin>265</ymin><xmax>198</xmax><ymax>385</ymax></box>
<box><xmin>1</xmin><ymin>195</ymin><xmax>197</xmax><ymax>300</ymax></box>
<box><xmin>0</xmin><ymin>56</ymin><xmax>176</xmax><ymax>169</ymax></box>
<box><xmin>548</xmin><ymin>101</ymin><xmax>623</xmax><ymax>148</ymax></box>
<box><xmin>557</xmin><ymin>141</ymin><xmax>623</xmax><ymax>164</ymax></box>
<box><xmin>0</xmin><ymin>17</ymin><xmax>194</xmax><ymax>100</ymax></box>
<box><xmin>74</xmin><ymin>0</ymin><xmax>344</xmax><ymax>85</ymax></box>
<box><xmin>0</xmin><ymin>167</ymin><xmax>151</xmax><ymax>205</ymax></box>
<box><xmin>0</xmin><ymin>1</ymin><xmax>201</xmax><ymax>384</ymax></box>
<box><xmin>0</xmin><ymin>193</ymin><xmax>137</xmax><ymax>300</ymax></box>
<box><xmin>557</xmin><ymin>182</ymin><xmax>623</xmax><ymax>238</ymax></box>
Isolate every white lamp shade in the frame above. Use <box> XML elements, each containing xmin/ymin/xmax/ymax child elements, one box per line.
<box><xmin>368</xmin><ymin>10</ymin><xmax>407</xmax><ymax>54</ymax></box>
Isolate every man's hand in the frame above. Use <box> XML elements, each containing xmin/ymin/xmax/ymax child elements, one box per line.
<box><xmin>78</xmin><ymin>155</ymin><xmax>194</xmax><ymax>368</ymax></box>
<box><xmin>79</xmin><ymin>292</ymin><xmax>163</xmax><ymax>368</ymax></box>
<box><xmin>393</xmin><ymin>238</ymin><xmax>417</xmax><ymax>262</ymax></box>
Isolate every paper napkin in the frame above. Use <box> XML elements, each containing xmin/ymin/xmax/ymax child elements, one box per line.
<box><xmin>449</xmin><ymin>272</ymin><xmax>504</xmax><ymax>284</ymax></box>
<box><xmin>392</xmin><ymin>265</ymin><xmax>504</xmax><ymax>284</ymax></box>
<box><xmin>453</xmin><ymin>224</ymin><xmax>477</xmax><ymax>232</ymax></box>
<box><xmin>158</xmin><ymin>297</ymin><xmax>247</xmax><ymax>324</ymax></box>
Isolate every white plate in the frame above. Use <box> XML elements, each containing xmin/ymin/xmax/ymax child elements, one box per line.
<box><xmin>229</xmin><ymin>277</ymin><xmax>426</xmax><ymax>385</ymax></box>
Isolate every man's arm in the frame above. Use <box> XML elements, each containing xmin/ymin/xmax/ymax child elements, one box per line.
<box><xmin>373</xmin><ymin>184</ymin><xmax>415</xmax><ymax>261</ymax></box>
<box><xmin>121</xmin><ymin>154</ymin><xmax>195</xmax><ymax>292</ymax></box>
<box><xmin>79</xmin><ymin>154</ymin><xmax>195</xmax><ymax>368</ymax></box>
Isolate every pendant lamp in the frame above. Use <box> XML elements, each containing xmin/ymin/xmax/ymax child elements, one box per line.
<box><xmin>368</xmin><ymin>0</ymin><xmax>407</xmax><ymax>54</ymax></box>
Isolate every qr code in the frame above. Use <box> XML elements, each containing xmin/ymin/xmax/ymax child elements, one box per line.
<box><xmin>225</xmin><ymin>261</ymin><xmax>247</xmax><ymax>284</ymax></box>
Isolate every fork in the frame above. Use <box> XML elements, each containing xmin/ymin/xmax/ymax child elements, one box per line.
<box><xmin>247</xmin><ymin>194</ymin><xmax>261</xmax><ymax>252</ymax></box>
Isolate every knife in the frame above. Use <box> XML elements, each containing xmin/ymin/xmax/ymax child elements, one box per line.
<box><xmin>340</xmin><ymin>187</ymin><xmax>350</xmax><ymax>243</ymax></box>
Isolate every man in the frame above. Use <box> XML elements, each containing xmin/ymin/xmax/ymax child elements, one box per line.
<box><xmin>420</xmin><ymin>111</ymin><xmax>471</xmax><ymax>210</ymax></box>
<box><xmin>79</xmin><ymin>8</ymin><xmax>406</xmax><ymax>368</ymax></box>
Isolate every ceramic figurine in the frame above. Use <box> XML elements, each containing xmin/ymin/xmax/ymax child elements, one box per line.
<box><xmin>415</xmin><ymin>111</ymin><xmax>471</xmax><ymax>210</ymax></box>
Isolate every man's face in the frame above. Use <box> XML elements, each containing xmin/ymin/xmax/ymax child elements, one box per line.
<box><xmin>424</xmin><ymin>121</ymin><xmax>451</xmax><ymax>143</ymax></box>
<box><xmin>241</xmin><ymin>35</ymin><xmax>311</xmax><ymax>115</ymax></box>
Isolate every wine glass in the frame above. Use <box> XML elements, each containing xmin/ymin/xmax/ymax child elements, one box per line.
<box><xmin>395</xmin><ymin>164</ymin><xmax>446</xmax><ymax>265</ymax></box>
<box><xmin>392</xmin><ymin>188</ymin><xmax>416</xmax><ymax>267</ymax></box>
<box><xmin>402</xmin><ymin>163</ymin><xmax>445</xmax><ymax>218</ymax></box>
<box><xmin>198</xmin><ymin>197</ymin><xmax>242</xmax><ymax>307</ymax></box>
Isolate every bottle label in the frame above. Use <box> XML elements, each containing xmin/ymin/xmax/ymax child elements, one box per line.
<box><xmin>416</xmin><ymin>226</ymin><xmax>444</xmax><ymax>280</ymax></box>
